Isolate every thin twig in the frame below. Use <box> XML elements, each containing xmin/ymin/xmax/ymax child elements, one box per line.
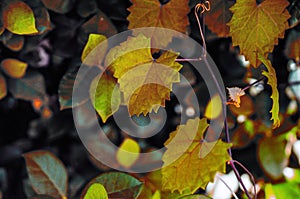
<box><xmin>242</xmin><ymin>76</ymin><xmax>266</xmax><ymax>91</ymax></box>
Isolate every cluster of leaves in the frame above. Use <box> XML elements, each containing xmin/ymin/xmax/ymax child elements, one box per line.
<box><xmin>0</xmin><ymin>0</ymin><xmax>299</xmax><ymax>198</ymax></box>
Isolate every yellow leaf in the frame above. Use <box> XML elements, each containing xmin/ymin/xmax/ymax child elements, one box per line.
<box><xmin>83</xmin><ymin>183</ymin><xmax>108</xmax><ymax>199</ymax></box>
<box><xmin>90</xmin><ymin>73</ymin><xmax>121</xmax><ymax>123</ymax></box>
<box><xmin>127</xmin><ymin>0</ymin><xmax>189</xmax><ymax>48</ymax></box>
<box><xmin>228</xmin><ymin>0</ymin><xmax>290</xmax><ymax>67</ymax></box>
<box><xmin>204</xmin><ymin>94</ymin><xmax>223</xmax><ymax>119</ymax></box>
<box><xmin>204</xmin><ymin>0</ymin><xmax>234</xmax><ymax>37</ymax></box>
<box><xmin>116</xmin><ymin>138</ymin><xmax>140</xmax><ymax>168</ymax></box>
<box><xmin>152</xmin><ymin>190</ymin><xmax>161</xmax><ymax>199</ymax></box>
<box><xmin>258</xmin><ymin>54</ymin><xmax>280</xmax><ymax>129</ymax></box>
<box><xmin>1</xmin><ymin>58</ymin><xmax>28</xmax><ymax>78</ymax></box>
<box><xmin>81</xmin><ymin>34</ymin><xmax>107</xmax><ymax>66</ymax></box>
<box><xmin>226</xmin><ymin>87</ymin><xmax>245</xmax><ymax>108</ymax></box>
<box><xmin>2</xmin><ymin>1</ymin><xmax>38</xmax><ymax>35</ymax></box>
<box><xmin>105</xmin><ymin>34</ymin><xmax>182</xmax><ymax>116</ymax></box>
<box><xmin>162</xmin><ymin>118</ymin><xmax>232</xmax><ymax>193</ymax></box>
<box><xmin>0</xmin><ymin>73</ymin><xmax>7</xmax><ymax>100</ymax></box>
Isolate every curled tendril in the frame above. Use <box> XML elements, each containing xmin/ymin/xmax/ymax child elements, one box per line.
<box><xmin>195</xmin><ymin>1</ymin><xmax>211</xmax><ymax>14</ymax></box>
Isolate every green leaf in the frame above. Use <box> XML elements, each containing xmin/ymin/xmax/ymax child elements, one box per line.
<box><xmin>8</xmin><ymin>71</ymin><xmax>46</xmax><ymax>101</ymax></box>
<box><xmin>2</xmin><ymin>0</ymin><xmax>38</xmax><ymax>35</ymax></box>
<box><xmin>83</xmin><ymin>183</ymin><xmax>108</xmax><ymax>199</ymax></box>
<box><xmin>265</xmin><ymin>182</ymin><xmax>300</xmax><ymax>199</ymax></box>
<box><xmin>83</xmin><ymin>172</ymin><xmax>143</xmax><ymax>199</ymax></box>
<box><xmin>41</xmin><ymin>0</ymin><xmax>73</xmax><ymax>14</ymax></box>
<box><xmin>23</xmin><ymin>150</ymin><xmax>68</xmax><ymax>199</ymax></box>
<box><xmin>81</xmin><ymin>33</ymin><xmax>107</xmax><ymax>66</ymax></box>
<box><xmin>90</xmin><ymin>73</ymin><xmax>121</xmax><ymax>123</ymax></box>
<box><xmin>258</xmin><ymin>135</ymin><xmax>289</xmax><ymax>180</ymax></box>
<box><xmin>0</xmin><ymin>73</ymin><xmax>7</xmax><ymax>100</ymax></box>
<box><xmin>258</xmin><ymin>54</ymin><xmax>280</xmax><ymax>129</ymax></box>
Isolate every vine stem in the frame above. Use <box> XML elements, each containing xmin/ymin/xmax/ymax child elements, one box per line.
<box><xmin>192</xmin><ymin>2</ymin><xmax>253</xmax><ymax>198</ymax></box>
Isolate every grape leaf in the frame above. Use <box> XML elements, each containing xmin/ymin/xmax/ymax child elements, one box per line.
<box><xmin>258</xmin><ymin>54</ymin><xmax>280</xmax><ymax>128</ymax></box>
<box><xmin>204</xmin><ymin>94</ymin><xmax>222</xmax><ymax>119</ymax></box>
<box><xmin>23</xmin><ymin>151</ymin><xmax>68</xmax><ymax>199</ymax></box>
<box><xmin>83</xmin><ymin>183</ymin><xmax>108</xmax><ymax>199</ymax></box>
<box><xmin>2</xmin><ymin>0</ymin><xmax>38</xmax><ymax>35</ymax></box>
<box><xmin>81</xmin><ymin>33</ymin><xmax>107</xmax><ymax>66</ymax></box>
<box><xmin>162</xmin><ymin>118</ymin><xmax>231</xmax><ymax>193</ymax></box>
<box><xmin>0</xmin><ymin>73</ymin><xmax>7</xmax><ymax>99</ymax></box>
<box><xmin>105</xmin><ymin>34</ymin><xmax>182</xmax><ymax>116</ymax></box>
<box><xmin>90</xmin><ymin>73</ymin><xmax>121</xmax><ymax>123</ymax></box>
<box><xmin>204</xmin><ymin>0</ymin><xmax>234</xmax><ymax>37</ymax></box>
<box><xmin>1</xmin><ymin>58</ymin><xmax>28</xmax><ymax>78</ymax></box>
<box><xmin>228</xmin><ymin>0</ymin><xmax>290</xmax><ymax>67</ymax></box>
<box><xmin>127</xmin><ymin>0</ymin><xmax>189</xmax><ymax>48</ymax></box>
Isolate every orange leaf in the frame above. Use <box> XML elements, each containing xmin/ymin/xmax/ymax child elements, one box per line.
<box><xmin>127</xmin><ymin>0</ymin><xmax>189</xmax><ymax>48</ymax></box>
<box><xmin>0</xmin><ymin>73</ymin><xmax>7</xmax><ymax>100</ymax></box>
<box><xmin>162</xmin><ymin>118</ymin><xmax>231</xmax><ymax>193</ymax></box>
<box><xmin>204</xmin><ymin>0</ymin><xmax>234</xmax><ymax>37</ymax></box>
<box><xmin>228</xmin><ymin>0</ymin><xmax>290</xmax><ymax>67</ymax></box>
<box><xmin>226</xmin><ymin>87</ymin><xmax>245</xmax><ymax>108</ymax></box>
<box><xmin>105</xmin><ymin>34</ymin><xmax>182</xmax><ymax>116</ymax></box>
<box><xmin>285</xmin><ymin>30</ymin><xmax>300</xmax><ymax>63</ymax></box>
<box><xmin>1</xmin><ymin>58</ymin><xmax>28</xmax><ymax>78</ymax></box>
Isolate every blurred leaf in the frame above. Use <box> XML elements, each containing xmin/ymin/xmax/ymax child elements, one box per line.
<box><xmin>204</xmin><ymin>0</ymin><xmax>234</xmax><ymax>37</ymax></box>
<box><xmin>90</xmin><ymin>73</ymin><xmax>121</xmax><ymax>123</ymax></box>
<box><xmin>41</xmin><ymin>0</ymin><xmax>73</xmax><ymax>14</ymax></box>
<box><xmin>258</xmin><ymin>54</ymin><xmax>280</xmax><ymax>129</ymax></box>
<box><xmin>265</xmin><ymin>182</ymin><xmax>300</xmax><ymax>199</ymax></box>
<box><xmin>0</xmin><ymin>31</ymin><xmax>24</xmax><ymax>51</ymax></box>
<box><xmin>0</xmin><ymin>73</ymin><xmax>7</xmax><ymax>100</ymax></box>
<box><xmin>83</xmin><ymin>183</ymin><xmax>108</xmax><ymax>199</ymax></box>
<box><xmin>23</xmin><ymin>150</ymin><xmax>68</xmax><ymax>199</ymax></box>
<box><xmin>228</xmin><ymin>0</ymin><xmax>290</xmax><ymax>67</ymax></box>
<box><xmin>34</xmin><ymin>7</ymin><xmax>51</xmax><ymax>34</ymax></box>
<box><xmin>116</xmin><ymin>138</ymin><xmax>140</xmax><ymax>168</ymax></box>
<box><xmin>82</xmin><ymin>172</ymin><xmax>143</xmax><ymax>199</ymax></box>
<box><xmin>258</xmin><ymin>135</ymin><xmax>289</xmax><ymax>180</ymax></box>
<box><xmin>127</xmin><ymin>0</ymin><xmax>189</xmax><ymax>48</ymax></box>
<box><xmin>204</xmin><ymin>94</ymin><xmax>222</xmax><ymax>119</ymax></box>
<box><xmin>162</xmin><ymin>118</ymin><xmax>231</xmax><ymax>193</ymax></box>
<box><xmin>106</xmin><ymin>34</ymin><xmax>182</xmax><ymax>116</ymax></box>
<box><xmin>229</xmin><ymin>95</ymin><xmax>254</xmax><ymax>117</ymax></box>
<box><xmin>231</xmin><ymin>119</ymin><xmax>255</xmax><ymax>148</ymax></box>
<box><xmin>180</xmin><ymin>195</ymin><xmax>212</xmax><ymax>199</ymax></box>
<box><xmin>8</xmin><ymin>71</ymin><xmax>45</xmax><ymax>101</ymax></box>
<box><xmin>2</xmin><ymin>0</ymin><xmax>38</xmax><ymax>35</ymax></box>
<box><xmin>29</xmin><ymin>195</ymin><xmax>56</xmax><ymax>199</ymax></box>
<box><xmin>82</xmin><ymin>10</ymin><xmax>117</xmax><ymax>37</ymax></box>
<box><xmin>285</xmin><ymin>30</ymin><xmax>300</xmax><ymax>62</ymax></box>
<box><xmin>1</xmin><ymin>58</ymin><xmax>28</xmax><ymax>78</ymax></box>
<box><xmin>81</xmin><ymin>33</ymin><xmax>107</xmax><ymax>66</ymax></box>
<box><xmin>76</xmin><ymin>0</ymin><xmax>97</xmax><ymax>18</ymax></box>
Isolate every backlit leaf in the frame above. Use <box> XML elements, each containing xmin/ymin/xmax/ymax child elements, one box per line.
<box><xmin>265</xmin><ymin>182</ymin><xmax>300</xmax><ymax>199</ymax></box>
<box><xmin>90</xmin><ymin>73</ymin><xmax>121</xmax><ymax>123</ymax></box>
<box><xmin>258</xmin><ymin>54</ymin><xmax>280</xmax><ymax>128</ymax></box>
<box><xmin>116</xmin><ymin>138</ymin><xmax>140</xmax><ymax>168</ymax></box>
<box><xmin>204</xmin><ymin>94</ymin><xmax>222</xmax><ymax>119</ymax></box>
<box><xmin>81</xmin><ymin>33</ymin><xmax>107</xmax><ymax>66</ymax></box>
<box><xmin>162</xmin><ymin>118</ymin><xmax>231</xmax><ymax>193</ymax></box>
<box><xmin>23</xmin><ymin>150</ymin><xmax>68</xmax><ymax>199</ymax></box>
<box><xmin>82</xmin><ymin>172</ymin><xmax>143</xmax><ymax>199</ymax></box>
<box><xmin>204</xmin><ymin>0</ymin><xmax>234</xmax><ymax>37</ymax></box>
<box><xmin>41</xmin><ymin>0</ymin><xmax>73</xmax><ymax>14</ymax></box>
<box><xmin>229</xmin><ymin>95</ymin><xmax>254</xmax><ymax>117</ymax></box>
<box><xmin>0</xmin><ymin>73</ymin><xmax>7</xmax><ymax>100</ymax></box>
<box><xmin>83</xmin><ymin>183</ymin><xmax>108</xmax><ymax>199</ymax></box>
<box><xmin>127</xmin><ymin>0</ymin><xmax>189</xmax><ymax>48</ymax></box>
<box><xmin>2</xmin><ymin>0</ymin><xmax>38</xmax><ymax>35</ymax></box>
<box><xmin>226</xmin><ymin>87</ymin><xmax>245</xmax><ymax>108</ymax></box>
<box><xmin>1</xmin><ymin>58</ymin><xmax>28</xmax><ymax>78</ymax></box>
<box><xmin>228</xmin><ymin>0</ymin><xmax>290</xmax><ymax>67</ymax></box>
<box><xmin>106</xmin><ymin>34</ymin><xmax>182</xmax><ymax>116</ymax></box>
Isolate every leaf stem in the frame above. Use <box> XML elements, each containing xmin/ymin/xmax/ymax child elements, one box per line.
<box><xmin>242</xmin><ymin>76</ymin><xmax>266</xmax><ymax>91</ymax></box>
